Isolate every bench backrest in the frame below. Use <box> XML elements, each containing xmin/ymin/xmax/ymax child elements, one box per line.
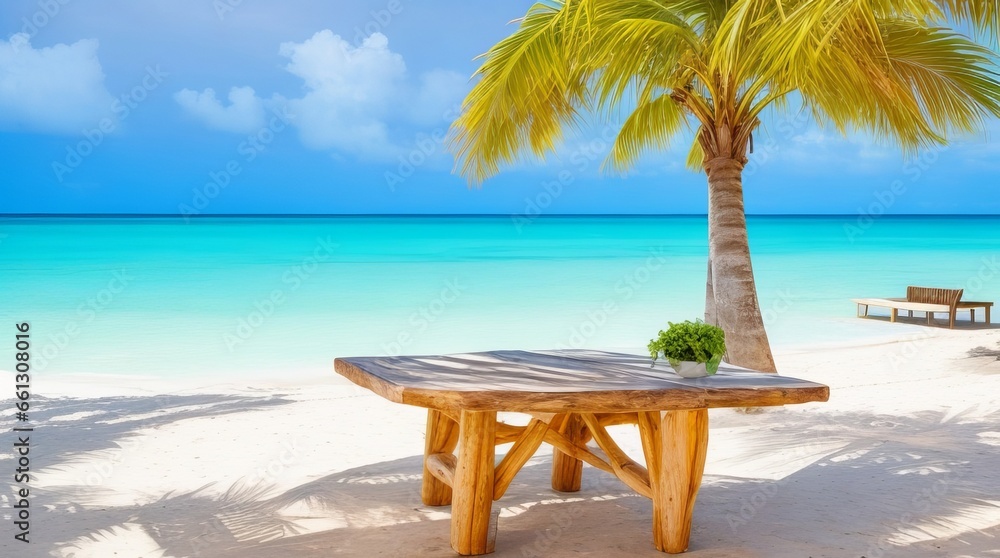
<box><xmin>907</xmin><ymin>286</ymin><xmax>963</xmax><ymax>309</ymax></box>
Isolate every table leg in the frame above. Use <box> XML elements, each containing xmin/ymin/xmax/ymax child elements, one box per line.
<box><xmin>987</xmin><ymin>306</ymin><xmax>991</xmax><ymax>324</ymax></box>
<box><xmin>890</xmin><ymin>308</ymin><xmax>897</xmax><ymax>322</ymax></box>
<box><xmin>422</xmin><ymin>409</ymin><xmax>459</xmax><ymax>506</ymax></box>
<box><xmin>638</xmin><ymin>409</ymin><xmax>709</xmax><ymax>553</ymax></box>
<box><xmin>552</xmin><ymin>413</ymin><xmax>588</xmax><ymax>492</ymax></box>
<box><xmin>971</xmin><ymin>308</ymin><xmax>976</xmax><ymax>323</ymax></box>
<box><xmin>451</xmin><ymin>410</ymin><xmax>498</xmax><ymax>555</ymax></box>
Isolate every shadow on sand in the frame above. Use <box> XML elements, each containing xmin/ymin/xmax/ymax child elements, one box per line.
<box><xmin>21</xmin><ymin>394</ymin><xmax>1000</xmax><ymax>558</ymax></box>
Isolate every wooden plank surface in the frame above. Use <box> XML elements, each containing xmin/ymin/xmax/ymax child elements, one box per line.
<box><xmin>957</xmin><ymin>301</ymin><xmax>993</xmax><ymax>308</ymax></box>
<box><xmin>851</xmin><ymin>297</ymin><xmax>951</xmax><ymax>313</ymax></box>
<box><xmin>334</xmin><ymin>349</ymin><xmax>829</xmax><ymax>413</ymax></box>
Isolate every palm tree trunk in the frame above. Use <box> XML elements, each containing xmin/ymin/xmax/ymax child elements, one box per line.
<box><xmin>704</xmin><ymin>257</ymin><xmax>717</xmax><ymax>325</ymax></box>
<box><xmin>705</xmin><ymin>156</ymin><xmax>777</xmax><ymax>373</ymax></box>
<box><xmin>704</xmin><ymin>192</ymin><xmax>717</xmax><ymax>326</ymax></box>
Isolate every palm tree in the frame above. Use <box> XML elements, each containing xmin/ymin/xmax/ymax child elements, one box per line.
<box><xmin>448</xmin><ymin>0</ymin><xmax>1000</xmax><ymax>372</ymax></box>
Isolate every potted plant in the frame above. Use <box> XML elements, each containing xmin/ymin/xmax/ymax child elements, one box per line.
<box><xmin>648</xmin><ymin>320</ymin><xmax>726</xmax><ymax>378</ymax></box>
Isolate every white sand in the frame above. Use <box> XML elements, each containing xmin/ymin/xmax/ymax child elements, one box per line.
<box><xmin>3</xmin><ymin>317</ymin><xmax>1000</xmax><ymax>557</ymax></box>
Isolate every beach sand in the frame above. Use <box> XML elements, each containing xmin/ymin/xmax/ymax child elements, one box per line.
<box><xmin>4</xmin><ymin>317</ymin><xmax>1000</xmax><ymax>557</ymax></box>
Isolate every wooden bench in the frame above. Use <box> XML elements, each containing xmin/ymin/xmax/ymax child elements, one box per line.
<box><xmin>853</xmin><ymin>286</ymin><xmax>966</xmax><ymax>328</ymax></box>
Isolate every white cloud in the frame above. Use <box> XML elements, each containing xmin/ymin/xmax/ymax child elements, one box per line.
<box><xmin>409</xmin><ymin>69</ymin><xmax>467</xmax><ymax>126</ymax></box>
<box><xmin>174</xmin><ymin>30</ymin><xmax>469</xmax><ymax>160</ymax></box>
<box><xmin>0</xmin><ymin>34</ymin><xmax>115</xmax><ymax>134</ymax></box>
<box><xmin>281</xmin><ymin>31</ymin><xmax>404</xmax><ymax>157</ymax></box>
<box><xmin>174</xmin><ymin>86</ymin><xmax>267</xmax><ymax>134</ymax></box>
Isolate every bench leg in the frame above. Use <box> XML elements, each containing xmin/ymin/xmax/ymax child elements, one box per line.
<box><xmin>950</xmin><ymin>311</ymin><xmax>956</xmax><ymax>329</ymax></box>
<box><xmin>890</xmin><ymin>308</ymin><xmax>897</xmax><ymax>323</ymax></box>
<box><xmin>907</xmin><ymin>310</ymin><xmax>913</xmax><ymax>318</ymax></box>
<box><xmin>927</xmin><ymin>312</ymin><xmax>933</xmax><ymax>325</ymax></box>
<box><xmin>988</xmin><ymin>307</ymin><xmax>991</xmax><ymax>324</ymax></box>
<box><xmin>451</xmin><ymin>410</ymin><xmax>498</xmax><ymax>555</ymax></box>
<box><xmin>552</xmin><ymin>413</ymin><xmax>589</xmax><ymax>492</ymax></box>
<box><xmin>639</xmin><ymin>409</ymin><xmax>709</xmax><ymax>554</ymax></box>
<box><xmin>971</xmin><ymin>309</ymin><xmax>976</xmax><ymax>323</ymax></box>
<box><xmin>422</xmin><ymin>409</ymin><xmax>459</xmax><ymax>506</ymax></box>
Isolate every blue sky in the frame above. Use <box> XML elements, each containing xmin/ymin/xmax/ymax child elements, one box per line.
<box><xmin>1</xmin><ymin>0</ymin><xmax>998</xmax><ymax>215</ymax></box>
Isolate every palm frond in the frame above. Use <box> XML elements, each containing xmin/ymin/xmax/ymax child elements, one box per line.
<box><xmin>592</xmin><ymin>13</ymin><xmax>700</xmax><ymax>110</ymax></box>
<box><xmin>449</xmin><ymin>1</ymin><xmax>587</xmax><ymax>184</ymax></box>
<box><xmin>686</xmin><ymin>137</ymin><xmax>706</xmax><ymax>170</ymax></box>
<box><xmin>449</xmin><ymin>0</ymin><xmax>1000</xmax><ymax>181</ymax></box>
<box><xmin>883</xmin><ymin>21</ymin><xmax>1000</xmax><ymax>133</ymax></box>
<box><xmin>768</xmin><ymin>3</ymin><xmax>1000</xmax><ymax>149</ymax></box>
<box><xmin>933</xmin><ymin>0</ymin><xmax>1000</xmax><ymax>40</ymax></box>
<box><xmin>606</xmin><ymin>94</ymin><xmax>688</xmax><ymax>171</ymax></box>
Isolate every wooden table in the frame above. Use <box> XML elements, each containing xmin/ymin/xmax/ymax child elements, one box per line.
<box><xmin>334</xmin><ymin>349</ymin><xmax>829</xmax><ymax>555</ymax></box>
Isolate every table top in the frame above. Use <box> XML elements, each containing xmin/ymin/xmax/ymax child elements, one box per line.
<box><xmin>956</xmin><ymin>300</ymin><xmax>993</xmax><ymax>307</ymax></box>
<box><xmin>334</xmin><ymin>349</ymin><xmax>830</xmax><ymax>413</ymax></box>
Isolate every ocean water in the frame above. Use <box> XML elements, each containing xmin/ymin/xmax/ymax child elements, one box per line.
<box><xmin>1</xmin><ymin>215</ymin><xmax>997</xmax><ymax>384</ymax></box>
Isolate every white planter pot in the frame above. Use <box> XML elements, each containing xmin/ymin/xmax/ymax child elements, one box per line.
<box><xmin>670</xmin><ymin>360</ymin><xmax>709</xmax><ymax>378</ymax></box>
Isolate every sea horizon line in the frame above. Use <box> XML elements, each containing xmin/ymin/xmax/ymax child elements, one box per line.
<box><xmin>2</xmin><ymin>213</ymin><xmax>998</xmax><ymax>219</ymax></box>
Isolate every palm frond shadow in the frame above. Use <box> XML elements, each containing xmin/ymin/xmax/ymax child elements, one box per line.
<box><xmin>15</xmin><ymin>393</ymin><xmax>295</xmax><ymax>472</ymax></box>
<box><xmin>968</xmin><ymin>341</ymin><xmax>1000</xmax><ymax>360</ymax></box>
<box><xmin>43</xmin><ymin>405</ymin><xmax>1000</xmax><ymax>558</ymax></box>
<box><xmin>9</xmin><ymin>394</ymin><xmax>295</xmax><ymax>556</ymax></box>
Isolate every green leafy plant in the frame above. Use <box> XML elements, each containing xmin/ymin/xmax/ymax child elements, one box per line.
<box><xmin>648</xmin><ymin>320</ymin><xmax>726</xmax><ymax>374</ymax></box>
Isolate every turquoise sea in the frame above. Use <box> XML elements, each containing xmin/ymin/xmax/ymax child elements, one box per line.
<box><xmin>1</xmin><ymin>215</ymin><xmax>997</xmax><ymax>385</ymax></box>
